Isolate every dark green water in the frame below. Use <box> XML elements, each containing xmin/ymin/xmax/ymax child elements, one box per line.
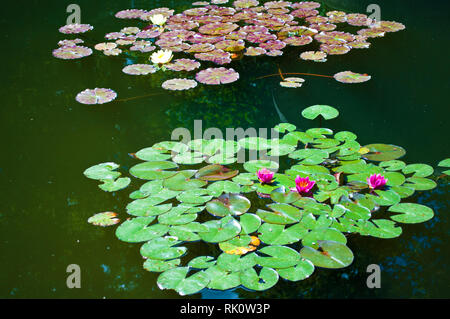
<box><xmin>1</xmin><ymin>0</ymin><xmax>449</xmax><ymax>298</ymax></box>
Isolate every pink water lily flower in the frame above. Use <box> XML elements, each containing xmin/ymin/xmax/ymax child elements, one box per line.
<box><xmin>367</xmin><ymin>174</ymin><xmax>388</xmax><ymax>190</ymax></box>
<box><xmin>257</xmin><ymin>168</ymin><xmax>274</xmax><ymax>184</ymax></box>
<box><xmin>295</xmin><ymin>176</ymin><xmax>315</xmax><ymax>194</ymax></box>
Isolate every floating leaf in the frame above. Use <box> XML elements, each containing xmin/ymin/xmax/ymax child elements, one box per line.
<box><xmin>99</xmin><ymin>177</ymin><xmax>131</xmax><ymax>192</ymax></box>
<box><xmin>84</xmin><ymin>162</ymin><xmax>121</xmax><ymax>180</ymax></box>
<box><xmin>122</xmin><ymin>64</ymin><xmax>157</xmax><ymax>75</ymax></box>
<box><xmin>116</xmin><ymin>217</ymin><xmax>169</xmax><ymax>243</ymax></box>
<box><xmin>130</xmin><ymin>161</ymin><xmax>178</xmax><ymax>180</ymax></box>
<box><xmin>300</xmin><ymin>240</ymin><xmax>354</xmax><ymax>269</ymax></box>
<box><xmin>206</xmin><ymin>193</ymin><xmax>251</xmax><ymax>217</ymax></box>
<box><xmin>302</xmin><ymin>105</ymin><xmax>339</xmax><ymax>120</ymax></box>
<box><xmin>240</xmin><ymin>267</ymin><xmax>279</xmax><ymax>291</ymax></box>
<box><xmin>162</xmin><ymin>78</ymin><xmax>198</xmax><ymax>91</ymax></box>
<box><xmin>195</xmin><ymin>67</ymin><xmax>239</xmax><ymax>85</ymax></box>
<box><xmin>334</xmin><ymin>71</ymin><xmax>371</xmax><ymax>84</ymax></box>
<box><xmin>157</xmin><ymin>267</ymin><xmax>210</xmax><ymax>296</ymax></box>
<box><xmin>88</xmin><ymin>212</ymin><xmax>120</xmax><ymax>227</ymax></box>
<box><xmin>276</xmin><ymin>259</ymin><xmax>315</xmax><ymax>281</ymax></box>
<box><xmin>389</xmin><ymin>203</ymin><xmax>434</xmax><ymax>224</ymax></box>
<box><xmin>195</xmin><ymin>164</ymin><xmax>239</xmax><ymax>181</ymax></box>
<box><xmin>199</xmin><ymin>216</ymin><xmax>242</xmax><ymax>243</ymax></box>
<box><xmin>75</xmin><ymin>88</ymin><xmax>117</xmax><ymax>105</ymax></box>
<box><xmin>363</xmin><ymin>144</ymin><xmax>406</xmax><ymax>161</ymax></box>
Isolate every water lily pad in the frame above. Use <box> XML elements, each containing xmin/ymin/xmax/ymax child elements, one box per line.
<box><xmin>140</xmin><ymin>236</ymin><xmax>187</xmax><ymax>260</ymax></box>
<box><xmin>204</xmin><ymin>266</ymin><xmax>241</xmax><ymax>290</ymax></box>
<box><xmin>195</xmin><ymin>164</ymin><xmax>239</xmax><ymax>181</ymax></box>
<box><xmin>334</xmin><ymin>71</ymin><xmax>371</xmax><ymax>83</ymax></box>
<box><xmin>258</xmin><ymin>223</ymin><xmax>308</xmax><ymax>245</ymax></box>
<box><xmin>388</xmin><ymin>203</ymin><xmax>434</xmax><ymax>224</ymax></box>
<box><xmin>300</xmin><ymin>50</ymin><xmax>327</xmax><ymax>62</ymax></box>
<box><xmin>300</xmin><ymin>240</ymin><xmax>354</xmax><ymax>269</ymax></box>
<box><xmin>276</xmin><ymin>259</ymin><xmax>315</xmax><ymax>281</ymax></box>
<box><xmin>270</xmin><ymin>186</ymin><xmax>301</xmax><ymax>203</ymax></box>
<box><xmin>116</xmin><ymin>217</ymin><xmax>169</xmax><ymax>243</ymax></box>
<box><xmin>162</xmin><ymin>78</ymin><xmax>198</xmax><ymax>91</ymax></box>
<box><xmin>157</xmin><ymin>267</ymin><xmax>210</xmax><ymax>295</ymax></box>
<box><xmin>188</xmin><ymin>256</ymin><xmax>216</xmax><ymax>269</ymax></box>
<box><xmin>199</xmin><ymin>216</ymin><xmax>242</xmax><ymax>243</ymax></box>
<box><xmin>84</xmin><ymin>162</ymin><xmax>121</xmax><ymax>180</ymax></box>
<box><xmin>255</xmin><ymin>245</ymin><xmax>301</xmax><ymax>268</ymax></box>
<box><xmin>59</xmin><ymin>23</ymin><xmax>93</xmax><ymax>34</ymax></box>
<box><xmin>363</xmin><ymin>144</ymin><xmax>406</xmax><ymax>161</ymax></box>
<box><xmin>402</xmin><ymin>164</ymin><xmax>434</xmax><ymax>178</ymax></box>
<box><xmin>240</xmin><ymin>267</ymin><xmax>279</xmax><ymax>291</ymax></box>
<box><xmin>134</xmin><ymin>148</ymin><xmax>172</xmax><ymax>161</ymax></box>
<box><xmin>177</xmin><ymin>189</ymin><xmax>212</xmax><ymax>204</ymax></box>
<box><xmin>163</xmin><ymin>170</ymin><xmax>207</xmax><ymax>191</ymax></box>
<box><xmin>239</xmin><ymin>213</ymin><xmax>261</xmax><ymax>235</ymax></box>
<box><xmin>219</xmin><ymin>235</ymin><xmax>260</xmax><ymax>255</ymax></box>
<box><xmin>302</xmin><ymin>105</ymin><xmax>339</xmax><ymax>120</ymax></box>
<box><xmin>99</xmin><ymin>177</ymin><xmax>131</xmax><ymax>192</ymax></box>
<box><xmin>257</xmin><ymin>203</ymin><xmax>302</xmax><ymax>225</ymax></box>
<box><xmin>122</xmin><ymin>64</ymin><xmax>157</xmax><ymax>75</ymax></box>
<box><xmin>88</xmin><ymin>212</ymin><xmax>120</xmax><ymax>227</ymax></box>
<box><xmin>243</xmin><ymin>160</ymin><xmax>279</xmax><ymax>173</ymax></box>
<box><xmin>144</xmin><ymin>258</ymin><xmax>180</xmax><ymax>272</ymax></box>
<box><xmin>206</xmin><ymin>193</ymin><xmax>251</xmax><ymax>217</ymax></box>
<box><xmin>169</xmin><ymin>222</ymin><xmax>209</xmax><ymax>241</ymax></box>
<box><xmin>196</xmin><ymin>67</ymin><xmax>239</xmax><ymax>85</ymax></box>
<box><xmin>207</xmin><ymin>180</ymin><xmax>241</xmax><ymax>196</ymax></box>
<box><xmin>53</xmin><ymin>45</ymin><xmax>93</xmax><ymax>60</ymax></box>
<box><xmin>75</xmin><ymin>88</ymin><xmax>117</xmax><ymax>105</ymax></box>
<box><xmin>166</xmin><ymin>58</ymin><xmax>201</xmax><ymax>71</ymax></box>
<box><xmin>130</xmin><ymin>161</ymin><xmax>178</xmax><ymax>180</ymax></box>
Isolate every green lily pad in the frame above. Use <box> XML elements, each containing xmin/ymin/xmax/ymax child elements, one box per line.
<box><xmin>240</xmin><ymin>267</ymin><xmax>279</xmax><ymax>291</ymax></box>
<box><xmin>130</xmin><ymin>161</ymin><xmax>178</xmax><ymax>180</ymax></box>
<box><xmin>404</xmin><ymin>177</ymin><xmax>437</xmax><ymax>191</ymax></box>
<box><xmin>163</xmin><ymin>170</ymin><xmax>208</xmax><ymax>191</ymax></box>
<box><xmin>172</xmin><ymin>151</ymin><xmax>205</xmax><ymax>164</ymax></box>
<box><xmin>84</xmin><ymin>162</ymin><xmax>121</xmax><ymax>180</ymax></box>
<box><xmin>204</xmin><ymin>266</ymin><xmax>241</xmax><ymax>290</ymax></box>
<box><xmin>255</xmin><ymin>245</ymin><xmax>301</xmax><ymax>268</ymax></box>
<box><xmin>363</xmin><ymin>144</ymin><xmax>406</xmax><ymax>161</ymax></box>
<box><xmin>135</xmin><ymin>147</ymin><xmax>172</xmax><ymax>161</ymax></box>
<box><xmin>276</xmin><ymin>259</ymin><xmax>315</xmax><ymax>281</ymax></box>
<box><xmin>258</xmin><ymin>223</ymin><xmax>308</xmax><ymax>245</ymax></box>
<box><xmin>334</xmin><ymin>131</ymin><xmax>357</xmax><ymax>141</ymax></box>
<box><xmin>143</xmin><ymin>258</ymin><xmax>180</xmax><ymax>273</ymax></box>
<box><xmin>87</xmin><ymin>212</ymin><xmax>120</xmax><ymax>227</ymax></box>
<box><xmin>243</xmin><ymin>160</ymin><xmax>279</xmax><ymax>173</ymax></box>
<box><xmin>152</xmin><ymin>141</ymin><xmax>188</xmax><ymax>153</ymax></box>
<box><xmin>140</xmin><ymin>236</ymin><xmax>187</xmax><ymax>260</ymax></box>
<box><xmin>238</xmin><ymin>137</ymin><xmax>271</xmax><ymax>150</ymax></box>
<box><xmin>300</xmin><ymin>240</ymin><xmax>354</xmax><ymax>269</ymax></box>
<box><xmin>356</xmin><ymin>219</ymin><xmax>402</xmax><ymax>238</ymax></box>
<box><xmin>199</xmin><ymin>216</ymin><xmax>242</xmax><ymax>243</ymax></box>
<box><xmin>270</xmin><ymin>186</ymin><xmax>301</xmax><ymax>203</ymax></box>
<box><xmin>157</xmin><ymin>267</ymin><xmax>210</xmax><ymax>296</ymax></box>
<box><xmin>206</xmin><ymin>193</ymin><xmax>251</xmax><ymax>217</ymax></box>
<box><xmin>99</xmin><ymin>177</ymin><xmax>131</xmax><ymax>192</ymax></box>
<box><xmin>195</xmin><ymin>164</ymin><xmax>239</xmax><ymax>181</ymax></box>
<box><xmin>388</xmin><ymin>203</ymin><xmax>434</xmax><ymax>224</ymax></box>
<box><xmin>301</xmin><ymin>105</ymin><xmax>339</xmax><ymax>120</ymax></box>
<box><xmin>115</xmin><ymin>217</ymin><xmax>169</xmax><ymax>243</ymax></box>
<box><xmin>218</xmin><ymin>235</ymin><xmax>259</xmax><ymax>254</ymax></box>
<box><xmin>301</xmin><ymin>228</ymin><xmax>347</xmax><ymax>248</ymax></box>
<box><xmin>207</xmin><ymin>180</ymin><xmax>241</xmax><ymax>196</ymax></box>
<box><xmin>239</xmin><ymin>213</ymin><xmax>262</xmax><ymax>235</ymax></box>
<box><xmin>257</xmin><ymin>203</ymin><xmax>302</xmax><ymax>225</ymax></box>
<box><xmin>168</xmin><ymin>222</ymin><xmax>208</xmax><ymax>241</ymax></box>
<box><xmin>216</xmin><ymin>252</ymin><xmax>257</xmax><ymax>272</ymax></box>
<box><xmin>158</xmin><ymin>205</ymin><xmax>198</xmax><ymax>225</ymax></box>
<box><xmin>188</xmin><ymin>256</ymin><xmax>216</xmax><ymax>269</ymax></box>
<box><xmin>379</xmin><ymin>160</ymin><xmax>406</xmax><ymax>171</ymax></box>
<box><xmin>274</xmin><ymin>123</ymin><xmax>296</xmax><ymax>133</ymax></box>
<box><xmin>177</xmin><ymin>189</ymin><xmax>212</xmax><ymax>204</ymax></box>
<box><xmin>402</xmin><ymin>164</ymin><xmax>434</xmax><ymax>177</ymax></box>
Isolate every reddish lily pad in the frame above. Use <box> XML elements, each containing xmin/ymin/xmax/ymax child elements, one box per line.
<box><xmin>195</xmin><ymin>164</ymin><xmax>239</xmax><ymax>181</ymax></box>
<box><xmin>334</xmin><ymin>71</ymin><xmax>371</xmax><ymax>83</ymax></box>
<box><xmin>162</xmin><ymin>78</ymin><xmax>198</xmax><ymax>91</ymax></box>
<box><xmin>122</xmin><ymin>64</ymin><xmax>157</xmax><ymax>75</ymax></box>
<box><xmin>196</xmin><ymin>67</ymin><xmax>239</xmax><ymax>85</ymax></box>
<box><xmin>75</xmin><ymin>88</ymin><xmax>117</xmax><ymax>105</ymax></box>
<box><xmin>59</xmin><ymin>24</ymin><xmax>93</xmax><ymax>34</ymax></box>
<box><xmin>52</xmin><ymin>46</ymin><xmax>92</xmax><ymax>60</ymax></box>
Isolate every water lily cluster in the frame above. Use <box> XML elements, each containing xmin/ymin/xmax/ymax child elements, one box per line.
<box><xmin>84</xmin><ymin>106</ymin><xmax>438</xmax><ymax>296</ymax></box>
<box><xmin>52</xmin><ymin>1</ymin><xmax>405</xmax><ymax>102</ymax></box>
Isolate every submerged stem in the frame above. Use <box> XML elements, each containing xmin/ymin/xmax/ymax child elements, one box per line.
<box><xmin>116</xmin><ymin>92</ymin><xmax>164</xmax><ymax>102</ymax></box>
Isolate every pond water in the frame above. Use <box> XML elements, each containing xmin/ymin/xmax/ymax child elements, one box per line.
<box><xmin>1</xmin><ymin>0</ymin><xmax>449</xmax><ymax>298</ymax></box>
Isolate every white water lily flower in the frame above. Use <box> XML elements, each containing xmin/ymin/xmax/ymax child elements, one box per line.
<box><xmin>150</xmin><ymin>49</ymin><xmax>173</xmax><ymax>64</ymax></box>
<box><xmin>150</xmin><ymin>14</ymin><xmax>167</xmax><ymax>26</ymax></box>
